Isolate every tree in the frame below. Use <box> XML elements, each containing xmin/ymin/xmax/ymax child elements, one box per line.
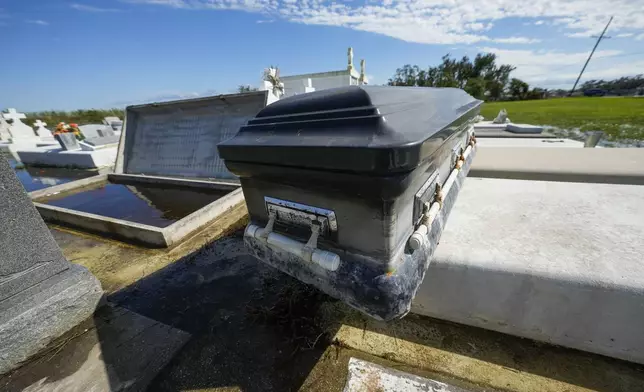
<box><xmin>581</xmin><ymin>75</ymin><xmax>644</xmax><ymax>95</ymax></box>
<box><xmin>464</xmin><ymin>78</ymin><xmax>486</xmax><ymax>100</ymax></box>
<box><xmin>388</xmin><ymin>53</ymin><xmax>516</xmax><ymax>100</ymax></box>
<box><xmin>508</xmin><ymin>78</ymin><xmax>529</xmax><ymax>100</ymax></box>
<box><xmin>237</xmin><ymin>85</ymin><xmax>258</xmax><ymax>93</ymax></box>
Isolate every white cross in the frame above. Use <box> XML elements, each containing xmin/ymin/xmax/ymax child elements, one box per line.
<box><xmin>33</xmin><ymin>119</ymin><xmax>47</xmax><ymax>128</ymax></box>
<box><xmin>2</xmin><ymin>108</ymin><xmax>26</xmax><ymax>122</ymax></box>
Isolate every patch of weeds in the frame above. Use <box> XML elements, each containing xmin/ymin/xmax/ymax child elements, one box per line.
<box><xmin>245</xmin><ymin>274</ymin><xmax>335</xmax><ymax>354</ymax></box>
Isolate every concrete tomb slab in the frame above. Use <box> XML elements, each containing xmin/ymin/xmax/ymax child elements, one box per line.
<box><xmin>470</xmin><ymin>147</ymin><xmax>644</xmax><ymax>184</ymax></box>
<box><xmin>116</xmin><ymin>92</ymin><xmax>270</xmax><ymax>180</ymax></box>
<box><xmin>31</xmin><ymin>91</ymin><xmax>273</xmax><ymax>247</ymax></box>
<box><xmin>412</xmin><ymin>177</ymin><xmax>644</xmax><ymax>364</ymax></box>
<box><xmin>0</xmin><ymin>157</ymin><xmax>103</xmax><ymax>374</ymax></box>
<box><xmin>16</xmin><ymin>146</ymin><xmax>117</xmax><ymax>169</ymax></box>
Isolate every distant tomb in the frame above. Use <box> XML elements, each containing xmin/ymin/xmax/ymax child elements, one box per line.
<box><xmin>279</xmin><ymin>47</ymin><xmax>368</xmax><ymax>97</ymax></box>
<box><xmin>78</xmin><ymin>124</ymin><xmax>106</xmax><ymax>139</ymax></box>
<box><xmin>97</xmin><ymin>127</ymin><xmax>115</xmax><ymax>137</ymax></box>
<box><xmin>0</xmin><ymin>117</ymin><xmax>11</xmax><ymax>141</ymax></box>
<box><xmin>102</xmin><ymin>116</ymin><xmax>122</xmax><ymax>132</ymax></box>
<box><xmin>2</xmin><ymin>108</ymin><xmax>39</xmax><ymax>142</ymax></box>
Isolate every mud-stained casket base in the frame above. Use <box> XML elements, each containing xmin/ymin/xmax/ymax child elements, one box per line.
<box><xmin>243</xmin><ymin>146</ymin><xmax>475</xmax><ymax>321</ymax></box>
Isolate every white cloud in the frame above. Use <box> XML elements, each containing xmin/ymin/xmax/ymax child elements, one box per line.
<box><xmin>70</xmin><ymin>4</ymin><xmax>122</xmax><ymax>12</ymax></box>
<box><xmin>123</xmin><ymin>0</ymin><xmax>644</xmax><ymax>45</ymax></box>
<box><xmin>616</xmin><ymin>33</ymin><xmax>635</xmax><ymax>38</ymax></box>
<box><xmin>479</xmin><ymin>46</ymin><xmax>644</xmax><ymax>88</ymax></box>
<box><xmin>637</xmin><ymin>33</ymin><xmax>644</xmax><ymax>40</ymax></box>
<box><xmin>26</xmin><ymin>19</ymin><xmax>49</xmax><ymax>26</ymax></box>
<box><xmin>493</xmin><ymin>37</ymin><xmax>541</xmax><ymax>44</ymax></box>
<box><xmin>566</xmin><ymin>31</ymin><xmax>595</xmax><ymax>38</ymax></box>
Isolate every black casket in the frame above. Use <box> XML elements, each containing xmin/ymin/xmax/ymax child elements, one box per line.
<box><xmin>218</xmin><ymin>86</ymin><xmax>480</xmax><ymax>320</ymax></box>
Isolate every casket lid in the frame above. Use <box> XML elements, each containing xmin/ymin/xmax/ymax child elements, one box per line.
<box><xmin>218</xmin><ymin>86</ymin><xmax>481</xmax><ymax>174</ymax></box>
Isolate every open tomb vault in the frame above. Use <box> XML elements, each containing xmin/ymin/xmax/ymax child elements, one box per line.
<box><xmin>29</xmin><ymin>91</ymin><xmax>271</xmax><ymax>247</ymax></box>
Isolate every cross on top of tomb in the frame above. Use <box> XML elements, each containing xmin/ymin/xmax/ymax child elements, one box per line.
<box><xmin>2</xmin><ymin>108</ymin><xmax>27</xmax><ymax>122</ymax></box>
<box><xmin>33</xmin><ymin>119</ymin><xmax>47</xmax><ymax>128</ymax></box>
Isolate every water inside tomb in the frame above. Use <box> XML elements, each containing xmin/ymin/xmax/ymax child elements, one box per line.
<box><xmin>41</xmin><ymin>182</ymin><xmax>228</xmax><ymax>227</ymax></box>
<box><xmin>4</xmin><ymin>154</ymin><xmax>98</xmax><ymax>192</ymax></box>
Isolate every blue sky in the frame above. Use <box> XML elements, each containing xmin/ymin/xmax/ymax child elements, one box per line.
<box><xmin>1</xmin><ymin>0</ymin><xmax>643</xmax><ymax>111</ymax></box>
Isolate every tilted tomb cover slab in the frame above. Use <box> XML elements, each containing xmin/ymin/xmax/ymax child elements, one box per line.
<box><xmin>117</xmin><ymin>91</ymin><xmax>270</xmax><ymax>181</ymax></box>
<box><xmin>218</xmin><ymin>86</ymin><xmax>481</xmax><ymax>320</ymax></box>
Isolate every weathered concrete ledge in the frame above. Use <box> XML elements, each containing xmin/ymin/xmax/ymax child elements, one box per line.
<box><xmin>29</xmin><ymin>174</ymin><xmax>245</xmax><ymax>248</ymax></box>
<box><xmin>108</xmin><ymin>173</ymin><xmax>238</xmax><ymax>191</ymax></box>
<box><xmin>411</xmin><ymin>177</ymin><xmax>644</xmax><ymax>364</ymax></box>
<box><xmin>471</xmin><ymin>147</ymin><xmax>644</xmax><ymax>184</ymax></box>
<box><xmin>28</xmin><ymin>174</ymin><xmax>108</xmax><ymax>200</ymax></box>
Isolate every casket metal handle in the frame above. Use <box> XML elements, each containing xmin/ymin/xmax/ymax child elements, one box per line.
<box><xmin>245</xmin><ymin>212</ymin><xmax>341</xmax><ymax>272</ymax></box>
<box><xmin>409</xmin><ymin>133</ymin><xmax>476</xmax><ymax>251</ymax></box>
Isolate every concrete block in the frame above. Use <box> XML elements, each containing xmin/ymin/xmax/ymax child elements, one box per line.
<box><xmin>473</xmin><ymin>121</ymin><xmax>508</xmax><ymax>132</ymax></box>
<box><xmin>470</xmin><ymin>147</ymin><xmax>644</xmax><ymax>185</ymax></box>
<box><xmin>507</xmin><ymin>123</ymin><xmax>544</xmax><ymax>133</ymax></box>
<box><xmin>344</xmin><ymin>358</ymin><xmax>472</xmax><ymax>392</ymax></box>
<box><xmin>411</xmin><ymin>177</ymin><xmax>644</xmax><ymax>364</ymax></box>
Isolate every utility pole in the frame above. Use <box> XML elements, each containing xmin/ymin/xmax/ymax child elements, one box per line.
<box><xmin>569</xmin><ymin>16</ymin><xmax>613</xmax><ymax>96</ymax></box>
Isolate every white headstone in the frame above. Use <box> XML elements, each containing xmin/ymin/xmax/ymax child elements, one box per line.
<box><xmin>2</xmin><ymin>108</ymin><xmax>38</xmax><ymax>141</ymax></box>
<box><xmin>102</xmin><ymin>116</ymin><xmax>121</xmax><ymax>126</ymax></box>
<box><xmin>304</xmin><ymin>78</ymin><xmax>316</xmax><ymax>94</ymax></box>
<box><xmin>33</xmin><ymin>119</ymin><xmax>55</xmax><ymax>141</ymax></box>
<box><xmin>55</xmin><ymin>133</ymin><xmax>81</xmax><ymax>151</ymax></box>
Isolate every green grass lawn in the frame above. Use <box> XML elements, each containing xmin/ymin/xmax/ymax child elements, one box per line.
<box><xmin>481</xmin><ymin>97</ymin><xmax>644</xmax><ymax>140</ymax></box>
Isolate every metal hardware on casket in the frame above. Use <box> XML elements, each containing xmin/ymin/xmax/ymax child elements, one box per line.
<box><xmin>218</xmin><ymin>85</ymin><xmax>482</xmax><ymax>321</ymax></box>
<box><xmin>246</xmin><ymin>198</ymin><xmax>341</xmax><ymax>272</ymax></box>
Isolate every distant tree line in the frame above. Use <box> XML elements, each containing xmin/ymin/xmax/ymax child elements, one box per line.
<box><xmin>237</xmin><ymin>85</ymin><xmax>259</xmax><ymax>93</ymax></box>
<box><xmin>388</xmin><ymin>53</ymin><xmax>545</xmax><ymax>101</ymax></box>
<box><xmin>581</xmin><ymin>75</ymin><xmax>644</xmax><ymax>95</ymax></box>
<box><xmin>24</xmin><ymin>109</ymin><xmax>124</xmax><ymax>127</ymax></box>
